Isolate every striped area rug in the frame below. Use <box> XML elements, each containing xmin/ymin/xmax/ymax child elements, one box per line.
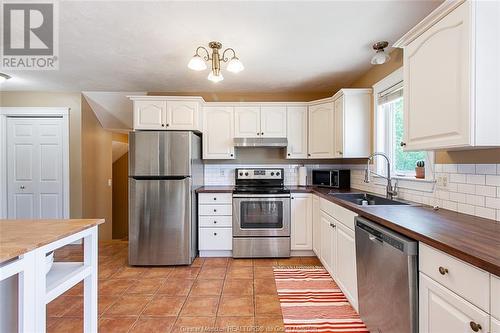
<box><xmin>273</xmin><ymin>267</ymin><xmax>369</xmax><ymax>333</ymax></box>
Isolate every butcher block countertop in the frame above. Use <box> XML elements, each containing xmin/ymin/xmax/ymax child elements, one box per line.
<box><xmin>0</xmin><ymin>219</ymin><xmax>104</xmax><ymax>263</ymax></box>
<box><xmin>196</xmin><ymin>186</ymin><xmax>500</xmax><ymax>276</ymax></box>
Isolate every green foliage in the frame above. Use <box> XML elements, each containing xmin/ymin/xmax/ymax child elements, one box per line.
<box><xmin>393</xmin><ymin>99</ymin><xmax>426</xmax><ymax>173</ymax></box>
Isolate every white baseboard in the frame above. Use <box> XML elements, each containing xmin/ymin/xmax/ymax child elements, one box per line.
<box><xmin>199</xmin><ymin>250</ymin><xmax>232</xmax><ymax>257</ymax></box>
<box><xmin>290</xmin><ymin>250</ymin><xmax>316</xmax><ymax>257</ymax></box>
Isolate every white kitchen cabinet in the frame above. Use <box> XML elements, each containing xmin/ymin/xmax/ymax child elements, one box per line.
<box><xmin>312</xmin><ymin>195</ymin><xmax>321</xmax><ymax>256</ymax></box>
<box><xmin>492</xmin><ymin>317</ymin><xmax>500</xmax><ymax>333</ymax></box>
<box><xmin>166</xmin><ymin>100</ymin><xmax>200</xmax><ymax>130</ymax></box>
<box><xmin>419</xmin><ymin>273</ymin><xmax>489</xmax><ymax>333</ymax></box>
<box><xmin>260</xmin><ymin>106</ymin><xmax>287</xmax><ymax>138</ymax></box>
<box><xmin>199</xmin><ymin>228</ymin><xmax>232</xmax><ymax>250</ymax></box>
<box><xmin>492</xmin><ymin>274</ymin><xmax>500</xmax><ymax>321</ymax></box>
<box><xmin>198</xmin><ymin>193</ymin><xmax>232</xmax><ymax>256</ymax></box>
<box><xmin>320</xmin><ymin>211</ymin><xmax>336</xmax><ymax>276</ymax></box>
<box><xmin>335</xmin><ymin>222</ymin><xmax>358</xmax><ymax>310</ymax></box>
<box><xmin>286</xmin><ymin>106</ymin><xmax>308</xmax><ymax>159</ymax></box>
<box><xmin>202</xmin><ymin>107</ymin><xmax>235</xmax><ymax>159</ymax></box>
<box><xmin>130</xmin><ymin>97</ymin><xmax>202</xmax><ymax>131</ymax></box>
<box><xmin>395</xmin><ymin>1</ymin><xmax>500</xmax><ymax>150</ymax></box>
<box><xmin>234</xmin><ymin>106</ymin><xmax>261</xmax><ymax>138</ymax></box>
<box><xmin>333</xmin><ymin>89</ymin><xmax>371</xmax><ymax>158</ymax></box>
<box><xmin>291</xmin><ymin>193</ymin><xmax>313</xmax><ymax>251</ymax></box>
<box><xmin>308</xmin><ymin>102</ymin><xmax>335</xmax><ymax>158</ymax></box>
<box><xmin>234</xmin><ymin>105</ymin><xmax>287</xmax><ymax>138</ymax></box>
<box><xmin>133</xmin><ymin>100</ymin><xmax>167</xmax><ymax>130</ymax></box>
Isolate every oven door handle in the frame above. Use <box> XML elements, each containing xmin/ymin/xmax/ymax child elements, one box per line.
<box><xmin>232</xmin><ymin>194</ymin><xmax>291</xmax><ymax>198</ymax></box>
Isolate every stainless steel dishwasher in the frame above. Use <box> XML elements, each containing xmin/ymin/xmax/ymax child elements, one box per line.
<box><xmin>355</xmin><ymin>216</ymin><xmax>418</xmax><ymax>333</ymax></box>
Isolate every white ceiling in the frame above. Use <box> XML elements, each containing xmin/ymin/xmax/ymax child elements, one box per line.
<box><xmin>1</xmin><ymin>1</ymin><xmax>441</xmax><ymax>93</ymax></box>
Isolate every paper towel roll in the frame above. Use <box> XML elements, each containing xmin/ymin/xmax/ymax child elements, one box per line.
<box><xmin>298</xmin><ymin>166</ymin><xmax>307</xmax><ymax>186</ymax></box>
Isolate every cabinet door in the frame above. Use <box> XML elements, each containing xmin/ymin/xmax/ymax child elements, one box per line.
<box><xmin>202</xmin><ymin>107</ymin><xmax>235</xmax><ymax>159</ymax></box>
<box><xmin>335</xmin><ymin>222</ymin><xmax>358</xmax><ymax>310</ymax></box>
<box><xmin>133</xmin><ymin>100</ymin><xmax>167</xmax><ymax>130</ymax></box>
<box><xmin>320</xmin><ymin>212</ymin><xmax>336</xmax><ymax>276</ymax></box>
<box><xmin>419</xmin><ymin>273</ymin><xmax>489</xmax><ymax>333</ymax></box>
<box><xmin>492</xmin><ymin>317</ymin><xmax>500</xmax><ymax>333</ymax></box>
<box><xmin>291</xmin><ymin>194</ymin><xmax>312</xmax><ymax>250</ymax></box>
<box><xmin>403</xmin><ymin>3</ymin><xmax>471</xmax><ymax>150</ymax></box>
<box><xmin>286</xmin><ymin>106</ymin><xmax>308</xmax><ymax>159</ymax></box>
<box><xmin>312</xmin><ymin>196</ymin><xmax>321</xmax><ymax>256</ymax></box>
<box><xmin>166</xmin><ymin>100</ymin><xmax>199</xmax><ymax>130</ymax></box>
<box><xmin>234</xmin><ymin>107</ymin><xmax>261</xmax><ymax>138</ymax></box>
<box><xmin>333</xmin><ymin>96</ymin><xmax>344</xmax><ymax>158</ymax></box>
<box><xmin>260</xmin><ymin>106</ymin><xmax>287</xmax><ymax>138</ymax></box>
<box><xmin>308</xmin><ymin>103</ymin><xmax>334</xmax><ymax>158</ymax></box>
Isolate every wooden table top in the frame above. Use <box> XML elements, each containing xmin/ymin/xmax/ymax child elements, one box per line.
<box><xmin>0</xmin><ymin>219</ymin><xmax>104</xmax><ymax>263</ymax></box>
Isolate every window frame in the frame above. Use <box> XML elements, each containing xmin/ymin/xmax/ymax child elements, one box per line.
<box><xmin>373</xmin><ymin>68</ymin><xmax>435</xmax><ymax>182</ymax></box>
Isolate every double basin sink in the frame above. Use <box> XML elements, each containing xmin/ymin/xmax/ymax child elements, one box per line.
<box><xmin>328</xmin><ymin>192</ymin><xmax>410</xmax><ymax>206</ymax></box>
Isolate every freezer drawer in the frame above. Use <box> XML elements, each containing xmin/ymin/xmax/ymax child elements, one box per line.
<box><xmin>129</xmin><ymin>177</ymin><xmax>194</xmax><ymax>265</ymax></box>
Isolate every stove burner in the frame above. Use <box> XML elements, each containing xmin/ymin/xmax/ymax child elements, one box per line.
<box><xmin>233</xmin><ymin>168</ymin><xmax>287</xmax><ymax>194</ymax></box>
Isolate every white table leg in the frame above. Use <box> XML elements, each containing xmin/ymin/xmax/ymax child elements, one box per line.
<box><xmin>83</xmin><ymin>227</ymin><xmax>98</xmax><ymax>332</ymax></box>
<box><xmin>18</xmin><ymin>252</ymin><xmax>35</xmax><ymax>333</ymax></box>
<box><xmin>33</xmin><ymin>249</ymin><xmax>47</xmax><ymax>332</ymax></box>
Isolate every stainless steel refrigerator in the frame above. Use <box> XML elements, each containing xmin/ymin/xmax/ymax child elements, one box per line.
<box><xmin>128</xmin><ymin>131</ymin><xmax>203</xmax><ymax>265</ymax></box>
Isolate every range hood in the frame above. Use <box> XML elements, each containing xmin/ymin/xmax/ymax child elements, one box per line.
<box><xmin>234</xmin><ymin>137</ymin><xmax>288</xmax><ymax>148</ymax></box>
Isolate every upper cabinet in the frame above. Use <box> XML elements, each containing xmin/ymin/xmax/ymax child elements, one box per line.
<box><xmin>308</xmin><ymin>101</ymin><xmax>335</xmax><ymax>158</ymax></box>
<box><xmin>203</xmin><ymin>106</ymin><xmax>235</xmax><ymax>160</ymax></box>
<box><xmin>286</xmin><ymin>105</ymin><xmax>308</xmax><ymax>159</ymax></box>
<box><xmin>395</xmin><ymin>0</ymin><xmax>500</xmax><ymax>150</ymax></box>
<box><xmin>333</xmin><ymin>89</ymin><xmax>371</xmax><ymax>158</ymax></box>
<box><xmin>234</xmin><ymin>105</ymin><xmax>287</xmax><ymax>138</ymax></box>
<box><xmin>131</xmin><ymin>96</ymin><xmax>202</xmax><ymax>131</ymax></box>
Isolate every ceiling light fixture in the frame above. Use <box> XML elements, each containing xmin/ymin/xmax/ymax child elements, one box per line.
<box><xmin>0</xmin><ymin>73</ymin><xmax>12</xmax><ymax>83</ymax></box>
<box><xmin>371</xmin><ymin>41</ymin><xmax>391</xmax><ymax>65</ymax></box>
<box><xmin>188</xmin><ymin>41</ymin><xmax>244</xmax><ymax>83</ymax></box>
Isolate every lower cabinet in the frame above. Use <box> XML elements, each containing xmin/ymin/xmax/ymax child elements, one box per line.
<box><xmin>335</xmin><ymin>222</ymin><xmax>358</xmax><ymax>310</ymax></box>
<box><xmin>199</xmin><ymin>228</ymin><xmax>232</xmax><ymax>250</ymax></box>
<box><xmin>291</xmin><ymin>193</ymin><xmax>313</xmax><ymax>250</ymax></box>
<box><xmin>312</xmin><ymin>195</ymin><xmax>321</xmax><ymax>256</ymax></box>
<box><xmin>198</xmin><ymin>193</ymin><xmax>232</xmax><ymax>256</ymax></box>
<box><xmin>419</xmin><ymin>273</ymin><xmax>489</xmax><ymax>333</ymax></box>
<box><xmin>319</xmin><ymin>211</ymin><xmax>336</xmax><ymax>276</ymax></box>
<box><xmin>492</xmin><ymin>318</ymin><xmax>500</xmax><ymax>333</ymax></box>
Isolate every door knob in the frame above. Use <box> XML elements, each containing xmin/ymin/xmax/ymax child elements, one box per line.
<box><xmin>20</xmin><ymin>185</ymin><xmax>25</xmax><ymax>190</ymax></box>
<box><xmin>469</xmin><ymin>321</ymin><xmax>482</xmax><ymax>332</ymax></box>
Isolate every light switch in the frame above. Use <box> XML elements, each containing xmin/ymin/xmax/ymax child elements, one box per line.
<box><xmin>108</xmin><ymin>179</ymin><xmax>112</xmax><ymax>187</ymax></box>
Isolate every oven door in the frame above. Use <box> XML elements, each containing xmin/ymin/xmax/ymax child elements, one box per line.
<box><xmin>233</xmin><ymin>194</ymin><xmax>290</xmax><ymax>237</ymax></box>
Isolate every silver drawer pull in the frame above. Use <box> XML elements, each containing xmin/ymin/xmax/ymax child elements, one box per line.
<box><xmin>438</xmin><ymin>266</ymin><xmax>448</xmax><ymax>275</ymax></box>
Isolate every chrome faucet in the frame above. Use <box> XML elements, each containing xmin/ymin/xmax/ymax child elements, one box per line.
<box><xmin>364</xmin><ymin>152</ymin><xmax>398</xmax><ymax>199</ymax></box>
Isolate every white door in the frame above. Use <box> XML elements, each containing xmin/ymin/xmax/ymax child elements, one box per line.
<box><xmin>419</xmin><ymin>273</ymin><xmax>489</xmax><ymax>333</ymax></box>
<box><xmin>335</xmin><ymin>222</ymin><xmax>358</xmax><ymax>310</ymax></box>
<box><xmin>403</xmin><ymin>3</ymin><xmax>471</xmax><ymax>150</ymax></box>
<box><xmin>260</xmin><ymin>106</ymin><xmax>287</xmax><ymax>138</ymax></box>
<box><xmin>308</xmin><ymin>103</ymin><xmax>334</xmax><ymax>158</ymax></box>
<box><xmin>320</xmin><ymin>212</ymin><xmax>336</xmax><ymax>276</ymax></box>
<box><xmin>234</xmin><ymin>107</ymin><xmax>261</xmax><ymax>138</ymax></box>
<box><xmin>133</xmin><ymin>100</ymin><xmax>167</xmax><ymax>130</ymax></box>
<box><xmin>312</xmin><ymin>196</ymin><xmax>321</xmax><ymax>256</ymax></box>
<box><xmin>291</xmin><ymin>194</ymin><xmax>312</xmax><ymax>250</ymax></box>
<box><xmin>286</xmin><ymin>106</ymin><xmax>308</xmax><ymax>159</ymax></box>
<box><xmin>7</xmin><ymin>118</ymin><xmax>64</xmax><ymax>219</ymax></box>
<box><xmin>333</xmin><ymin>96</ymin><xmax>344</xmax><ymax>158</ymax></box>
<box><xmin>166</xmin><ymin>100</ymin><xmax>199</xmax><ymax>130</ymax></box>
<box><xmin>203</xmin><ymin>107</ymin><xmax>235</xmax><ymax>159</ymax></box>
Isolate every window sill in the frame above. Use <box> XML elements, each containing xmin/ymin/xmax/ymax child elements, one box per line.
<box><xmin>371</xmin><ymin>174</ymin><xmax>436</xmax><ymax>193</ymax></box>
<box><xmin>372</xmin><ymin>174</ymin><xmax>436</xmax><ymax>183</ymax></box>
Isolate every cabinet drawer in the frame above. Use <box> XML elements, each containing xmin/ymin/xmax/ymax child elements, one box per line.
<box><xmin>492</xmin><ymin>274</ymin><xmax>500</xmax><ymax>320</ymax></box>
<box><xmin>199</xmin><ymin>193</ymin><xmax>232</xmax><ymax>204</ymax></box>
<box><xmin>320</xmin><ymin>198</ymin><xmax>336</xmax><ymax>217</ymax></box>
<box><xmin>199</xmin><ymin>216</ymin><xmax>232</xmax><ymax>228</ymax></box>
<box><xmin>419</xmin><ymin>243</ymin><xmax>490</xmax><ymax>311</ymax></box>
<box><xmin>199</xmin><ymin>204</ymin><xmax>232</xmax><ymax>216</ymax></box>
<box><xmin>199</xmin><ymin>228</ymin><xmax>232</xmax><ymax>250</ymax></box>
<box><xmin>319</xmin><ymin>197</ymin><xmax>357</xmax><ymax>230</ymax></box>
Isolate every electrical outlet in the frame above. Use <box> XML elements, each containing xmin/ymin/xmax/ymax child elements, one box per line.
<box><xmin>437</xmin><ymin>175</ymin><xmax>448</xmax><ymax>188</ymax></box>
<box><xmin>108</xmin><ymin>179</ymin><xmax>112</xmax><ymax>187</ymax></box>
<box><xmin>219</xmin><ymin>169</ymin><xmax>225</xmax><ymax>177</ymax></box>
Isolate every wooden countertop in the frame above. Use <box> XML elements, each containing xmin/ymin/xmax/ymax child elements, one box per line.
<box><xmin>0</xmin><ymin>219</ymin><xmax>104</xmax><ymax>263</ymax></box>
<box><xmin>196</xmin><ymin>185</ymin><xmax>500</xmax><ymax>276</ymax></box>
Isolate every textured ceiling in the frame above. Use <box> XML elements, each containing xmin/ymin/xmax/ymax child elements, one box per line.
<box><xmin>1</xmin><ymin>1</ymin><xmax>441</xmax><ymax>93</ymax></box>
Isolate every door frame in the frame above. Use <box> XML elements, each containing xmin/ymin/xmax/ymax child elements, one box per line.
<box><xmin>0</xmin><ymin>107</ymin><xmax>70</xmax><ymax>219</ymax></box>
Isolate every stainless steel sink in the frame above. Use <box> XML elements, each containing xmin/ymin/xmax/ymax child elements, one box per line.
<box><xmin>329</xmin><ymin>192</ymin><xmax>410</xmax><ymax>206</ymax></box>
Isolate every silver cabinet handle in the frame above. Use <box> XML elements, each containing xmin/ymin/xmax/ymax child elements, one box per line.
<box><xmin>20</xmin><ymin>185</ymin><xmax>25</xmax><ymax>190</ymax></box>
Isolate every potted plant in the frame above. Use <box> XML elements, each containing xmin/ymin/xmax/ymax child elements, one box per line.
<box><xmin>415</xmin><ymin>160</ymin><xmax>425</xmax><ymax>179</ymax></box>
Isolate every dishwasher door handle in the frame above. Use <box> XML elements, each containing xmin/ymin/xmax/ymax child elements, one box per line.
<box><xmin>368</xmin><ymin>234</ymin><xmax>383</xmax><ymax>244</ymax></box>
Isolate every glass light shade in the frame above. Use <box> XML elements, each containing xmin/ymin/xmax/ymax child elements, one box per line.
<box><xmin>371</xmin><ymin>50</ymin><xmax>391</xmax><ymax>65</ymax></box>
<box><xmin>227</xmin><ymin>57</ymin><xmax>244</xmax><ymax>73</ymax></box>
<box><xmin>208</xmin><ymin>71</ymin><xmax>224</xmax><ymax>83</ymax></box>
<box><xmin>187</xmin><ymin>55</ymin><xmax>207</xmax><ymax>71</ymax></box>
<box><xmin>0</xmin><ymin>73</ymin><xmax>11</xmax><ymax>83</ymax></box>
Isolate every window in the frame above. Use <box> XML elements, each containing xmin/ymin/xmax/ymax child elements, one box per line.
<box><xmin>374</xmin><ymin>69</ymin><xmax>433</xmax><ymax>179</ymax></box>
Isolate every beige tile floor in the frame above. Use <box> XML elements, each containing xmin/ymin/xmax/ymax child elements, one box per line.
<box><xmin>47</xmin><ymin>241</ymin><xmax>322</xmax><ymax>332</ymax></box>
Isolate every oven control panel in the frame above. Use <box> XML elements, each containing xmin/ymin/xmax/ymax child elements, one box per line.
<box><xmin>236</xmin><ymin>168</ymin><xmax>283</xmax><ymax>179</ymax></box>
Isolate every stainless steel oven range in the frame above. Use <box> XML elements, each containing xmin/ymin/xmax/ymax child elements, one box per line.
<box><xmin>232</xmin><ymin>168</ymin><xmax>291</xmax><ymax>258</ymax></box>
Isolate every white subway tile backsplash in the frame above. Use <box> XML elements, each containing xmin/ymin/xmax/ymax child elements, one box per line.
<box><xmin>475</xmin><ymin>164</ymin><xmax>497</xmax><ymax>175</ymax></box>
<box><xmin>475</xmin><ymin>206</ymin><xmax>496</xmax><ymax>220</ymax></box>
<box><xmin>457</xmin><ymin>183</ymin><xmax>476</xmax><ymax>194</ymax></box>
<box><xmin>486</xmin><ymin>175</ymin><xmax>500</xmax><ymax>186</ymax></box>
<box><xmin>485</xmin><ymin>197</ymin><xmax>500</xmax><ymax>209</ymax></box>
<box><xmin>449</xmin><ymin>173</ymin><xmax>466</xmax><ymax>183</ymax></box>
<box><xmin>466</xmin><ymin>194</ymin><xmax>485</xmax><ymax>207</ymax></box>
<box><xmin>442</xmin><ymin>164</ymin><xmax>458</xmax><ymax>173</ymax></box>
<box><xmin>449</xmin><ymin>192</ymin><xmax>467</xmax><ymax>203</ymax></box>
<box><xmin>475</xmin><ymin>185</ymin><xmax>497</xmax><ymax>197</ymax></box>
<box><xmin>458</xmin><ymin>164</ymin><xmax>475</xmax><ymax>174</ymax></box>
<box><xmin>466</xmin><ymin>174</ymin><xmax>485</xmax><ymax>185</ymax></box>
<box><xmin>457</xmin><ymin>203</ymin><xmax>475</xmax><ymax>215</ymax></box>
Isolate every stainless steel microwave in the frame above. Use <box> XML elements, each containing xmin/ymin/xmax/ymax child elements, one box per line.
<box><xmin>312</xmin><ymin>169</ymin><xmax>350</xmax><ymax>189</ymax></box>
